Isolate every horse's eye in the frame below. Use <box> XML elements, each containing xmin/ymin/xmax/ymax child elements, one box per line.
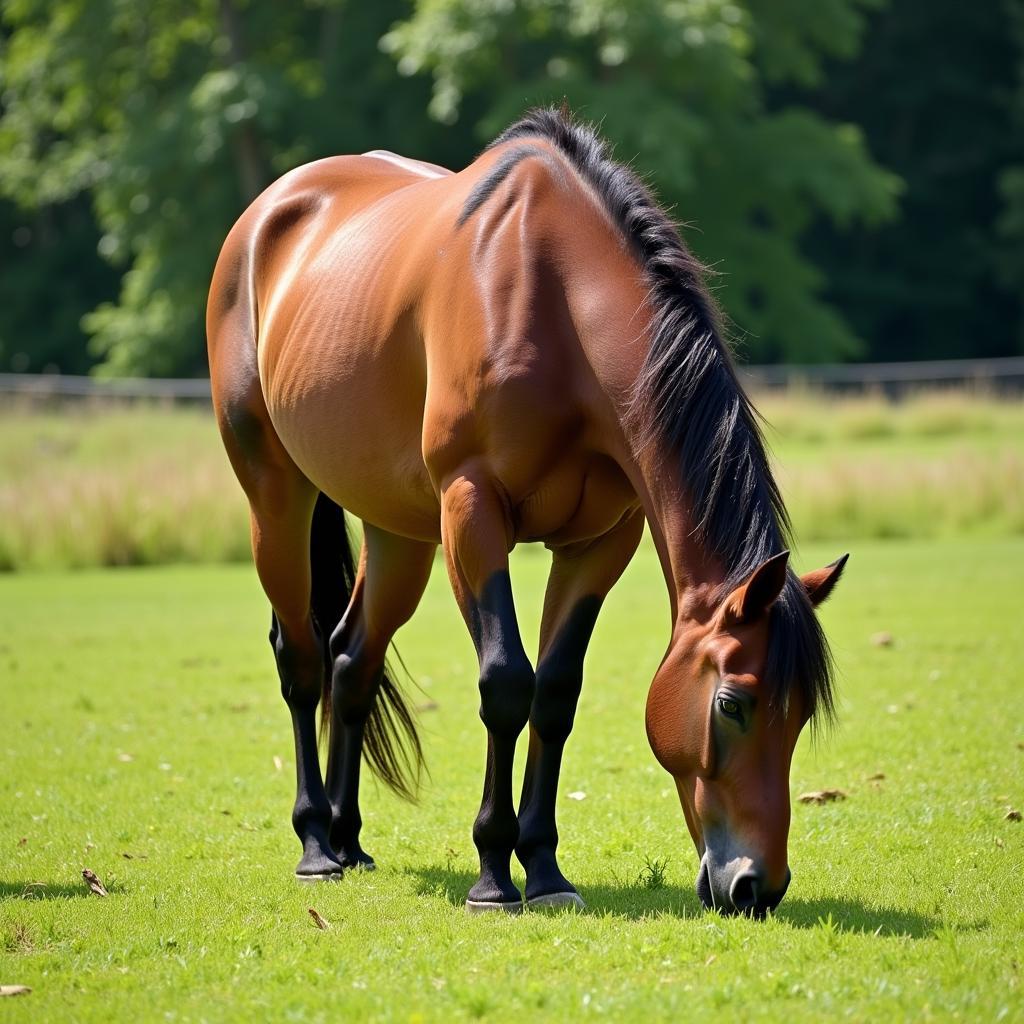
<box><xmin>718</xmin><ymin>696</ymin><xmax>742</xmax><ymax>720</ymax></box>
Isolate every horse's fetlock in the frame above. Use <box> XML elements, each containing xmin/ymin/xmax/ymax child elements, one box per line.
<box><xmin>473</xmin><ymin>805</ymin><xmax>519</xmax><ymax>854</ymax></box>
<box><xmin>292</xmin><ymin>791</ymin><xmax>331</xmax><ymax>834</ymax></box>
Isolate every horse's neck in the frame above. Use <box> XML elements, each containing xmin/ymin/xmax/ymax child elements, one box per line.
<box><xmin>556</xmin><ymin>222</ymin><xmax>728</xmax><ymax>625</ymax></box>
<box><xmin>624</xmin><ymin>441</ymin><xmax>727</xmax><ymax>626</ymax></box>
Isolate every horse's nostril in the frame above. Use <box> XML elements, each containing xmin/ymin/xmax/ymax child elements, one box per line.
<box><xmin>729</xmin><ymin>871</ymin><xmax>760</xmax><ymax>913</ymax></box>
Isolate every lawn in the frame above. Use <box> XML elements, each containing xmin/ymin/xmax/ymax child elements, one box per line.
<box><xmin>1</xmin><ymin>537</ymin><xmax>1022</xmax><ymax>1021</ymax></box>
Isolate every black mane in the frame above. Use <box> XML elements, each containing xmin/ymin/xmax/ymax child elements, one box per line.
<box><xmin>490</xmin><ymin>107</ymin><xmax>834</xmax><ymax>724</ymax></box>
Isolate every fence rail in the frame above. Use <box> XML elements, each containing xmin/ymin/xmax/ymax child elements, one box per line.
<box><xmin>2</xmin><ymin>356</ymin><xmax>1024</xmax><ymax>403</ymax></box>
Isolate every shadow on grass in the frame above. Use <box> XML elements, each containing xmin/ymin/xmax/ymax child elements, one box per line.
<box><xmin>774</xmin><ymin>896</ymin><xmax>954</xmax><ymax>938</ymax></box>
<box><xmin>0</xmin><ymin>880</ymin><xmax>124</xmax><ymax>901</ymax></box>
<box><xmin>407</xmin><ymin>865</ymin><xmax>969</xmax><ymax>938</ymax></box>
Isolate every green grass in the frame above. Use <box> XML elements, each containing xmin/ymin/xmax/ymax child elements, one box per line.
<box><xmin>2</xmin><ymin>537</ymin><xmax>1023</xmax><ymax>1021</ymax></box>
<box><xmin>0</xmin><ymin>391</ymin><xmax>1022</xmax><ymax>569</ymax></box>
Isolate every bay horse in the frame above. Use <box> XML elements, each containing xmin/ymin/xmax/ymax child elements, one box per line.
<box><xmin>207</xmin><ymin>108</ymin><xmax>847</xmax><ymax>916</ymax></box>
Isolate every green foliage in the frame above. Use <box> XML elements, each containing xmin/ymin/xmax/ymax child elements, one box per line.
<box><xmin>799</xmin><ymin>0</ymin><xmax>1024</xmax><ymax>360</ymax></box>
<box><xmin>0</xmin><ymin>1</ymin><xmax>1019</xmax><ymax>372</ymax></box>
<box><xmin>385</xmin><ymin>0</ymin><xmax>905</xmax><ymax>362</ymax></box>
<box><xmin>1</xmin><ymin>539</ymin><xmax>1022</xmax><ymax>1018</ymax></box>
<box><xmin>384</xmin><ymin>0</ymin><xmax>900</xmax><ymax>362</ymax></box>
<box><xmin>0</xmin><ymin>0</ymin><xmax>900</xmax><ymax>374</ymax></box>
<box><xmin>0</xmin><ymin>0</ymin><xmax>441</xmax><ymax>375</ymax></box>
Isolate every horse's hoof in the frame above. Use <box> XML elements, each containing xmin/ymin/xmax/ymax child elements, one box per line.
<box><xmin>465</xmin><ymin>898</ymin><xmax>523</xmax><ymax>915</ymax></box>
<box><xmin>339</xmin><ymin>850</ymin><xmax>376</xmax><ymax>872</ymax></box>
<box><xmin>295</xmin><ymin>850</ymin><xmax>345</xmax><ymax>882</ymax></box>
<box><xmin>526</xmin><ymin>891</ymin><xmax>585</xmax><ymax>911</ymax></box>
<box><xmin>343</xmin><ymin>859</ymin><xmax>376</xmax><ymax>872</ymax></box>
<box><xmin>294</xmin><ymin>869</ymin><xmax>344</xmax><ymax>883</ymax></box>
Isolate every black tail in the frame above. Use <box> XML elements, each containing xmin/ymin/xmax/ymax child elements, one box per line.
<box><xmin>309</xmin><ymin>492</ymin><xmax>424</xmax><ymax>801</ymax></box>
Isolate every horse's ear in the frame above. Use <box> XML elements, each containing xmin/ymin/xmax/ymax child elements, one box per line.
<box><xmin>721</xmin><ymin>550</ymin><xmax>790</xmax><ymax>627</ymax></box>
<box><xmin>801</xmin><ymin>553</ymin><xmax>849</xmax><ymax>607</ymax></box>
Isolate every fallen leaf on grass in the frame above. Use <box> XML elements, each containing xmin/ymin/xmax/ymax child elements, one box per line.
<box><xmin>866</xmin><ymin>772</ymin><xmax>886</xmax><ymax>781</ymax></box>
<box><xmin>117</xmin><ymin>752</ymin><xmax>134</xmax><ymax>763</ymax></box>
<box><xmin>1005</xmin><ymin>808</ymin><xmax>1022</xmax><ymax>822</ymax></box>
<box><xmin>272</xmin><ymin>756</ymin><xmax>283</xmax><ymax>772</ymax></box>
<box><xmin>705</xmin><ymin>955</ymin><xmax>716</xmax><ymax>966</ymax></box>
<box><xmin>82</xmin><ymin>868</ymin><xmax>108</xmax><ymax>896</ymax></box>
<box><xmin>17</xmin><ymin>837</ymin><xmax>27</xmax><ymax>847</ymax></box>
<box><xmin>798</xmin><ymin>789</ymin><xmax>847</xmax><ymax>805</ymax></box>
<box><xmin>871</xmin><ymin>631</ymin><xmax>894</xmax><ymax>647</ymax></box>
<box><xmin>567</xmin><ymin>791</ymin><xmax>587</xmax><ymax>801</ymax></box>
<box><xmin>308</xmin><ymin>907</ymin><xmax>330</xmax><ymax>930</ymax></box>
<box><xmin>0</xmin><ymin>986</ymin><xmax>31</xmax><ymax>997</ymax></box>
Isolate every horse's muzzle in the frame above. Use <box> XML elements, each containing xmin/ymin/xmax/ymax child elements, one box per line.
<box><xmin>696</xmin><ymin>855</ymin><xmax>791</xmax><ymax>918</ymax></box>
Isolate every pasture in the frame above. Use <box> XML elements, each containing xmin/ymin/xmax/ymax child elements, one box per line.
<box><xmin>0</xmin><ymin>390</ymin><xmax>1022</xmax><ymax>572</ymax></box>
<box><xmin>2</xmin><ymin>532</ymin><xmax>1022</xmax><ymax>1020</ymax></box>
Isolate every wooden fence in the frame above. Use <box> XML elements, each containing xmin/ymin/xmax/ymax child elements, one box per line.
<box><xmin>2</xmin><ymin>356</ymin><xmax>1023</xmax><ymax>404</ymax></box>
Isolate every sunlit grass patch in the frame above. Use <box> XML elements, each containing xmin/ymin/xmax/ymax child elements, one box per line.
<box><xmin>0</xmin><ymin>540</ymin><xmax>1021</xmax><ymax>1020</ymax></box>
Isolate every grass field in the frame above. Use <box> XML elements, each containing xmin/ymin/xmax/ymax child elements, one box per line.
<box><xmin>2</xmin><ymin>537</ymin><xmax>1022</xmax><ymax>1021</ymax></box>
<box><xmin>0</xmin><ymin>390</ymin><xmax>1022</xmax><ymax>570</ymax></box>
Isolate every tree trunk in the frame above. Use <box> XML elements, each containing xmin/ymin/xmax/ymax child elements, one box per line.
<box><xmin>218</xmin><ymin>0</ymin><xmax>271</xmax><ymax>203</ymax></box>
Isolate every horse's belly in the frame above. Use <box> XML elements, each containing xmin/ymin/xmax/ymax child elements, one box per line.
<box><xmin>260</xmin><ymin>331</ymin><xmax>441</xmax><ymax>542</ymax></box>
<box><xmin>516</xmin><ymin>454</ymin><xmax>639</xmax><ymax>546</ymax></box>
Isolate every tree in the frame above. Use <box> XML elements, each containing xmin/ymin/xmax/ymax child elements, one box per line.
<box><xmin>383</xmin><ymin>0</ymin><xmax>901</xmax><ymax>362</ymax></box>
<box><xmin>0</xmin><ymin>0</ymin><xmax>900</xmax><ymax>373</ymax></box>
<box><xmin>0</xmin><ymin>0</ymin><xmax>443</xmax><ymax>375</ymax></box>
<box><xmin>796</xmin><ymin>0</ymin><xmax>1024</xmax><ymax>360</ymax></box>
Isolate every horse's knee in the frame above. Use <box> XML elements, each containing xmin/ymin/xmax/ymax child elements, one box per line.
<box><xmin>478</xmin><ymin>655</ymin><xmax>535</xmax><ymax>737</ymax></box>
<box><xmin>271</xmin><ymin>615</ymin><xmax>323</xmax><ymax>708</ymax></box>
<box><xmin>531</xmin><ymin>663</ymin><xmax>583</xmax><ymax>743</ymax></box>
<box><xmin>329</xmin><ymin>632</ymin><xmax>384</xmax><ymax>723</ymax></box>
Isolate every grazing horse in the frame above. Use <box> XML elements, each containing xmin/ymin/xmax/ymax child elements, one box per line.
<box><xmin>207</xmin><ymin>108</ymin><xmax>847</xmax><ymax>916</ymax></box>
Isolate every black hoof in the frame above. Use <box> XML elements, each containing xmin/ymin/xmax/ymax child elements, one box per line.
<box><xmin>526</xmin><ymin>891</ymin><xmax>585</xmax><ymax>911</ymax></box>
<box><xmin>339</xmin><ymin>849</ymin><xmax>376</xmax><ymax>872</ymax></box>
<box><xmin>295</xmin><ymin>841</ymin><xmax>344</xmax><ymax>881</ymax></box>
<box><xmin>522</xmin><ymin>851</ymin><xmax>578</xmax><ymax>904</ymax></box>
<box><xmin>466</xmin><ymin>897</ymin><xmax>523</xmax><ymax>914</ymax></box>
<box><xmin>467</xmin><ymin>874</ymin><xmax>521</xmax><ymax>909</ymax></box>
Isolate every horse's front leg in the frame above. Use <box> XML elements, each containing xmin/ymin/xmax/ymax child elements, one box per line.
<box><xmin>517</xmin><ymin>511</ymin><xmax>644</xmax><ymax>908</ymax></box>
<box><xmin>441</xmin><ymin>471</ymin><xmax>535</xmax><ymax>913</ymax></box>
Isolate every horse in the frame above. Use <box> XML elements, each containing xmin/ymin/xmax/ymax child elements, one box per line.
<box><xmin>206</xmin><ymin>107</ymin><xmax>847</xmax><ymax>917</ymax></box>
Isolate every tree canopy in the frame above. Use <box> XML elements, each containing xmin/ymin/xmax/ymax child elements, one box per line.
<box><xmin>0</xmin><ymin>0</ymin><xmax>1017</xmax><ymax>375</ymax></box>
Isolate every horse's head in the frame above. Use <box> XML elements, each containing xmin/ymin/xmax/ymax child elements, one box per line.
<box><xmin>645</xmin><ymin>550</ymin><xmax>847</xmax><ymax>917</ymax></box>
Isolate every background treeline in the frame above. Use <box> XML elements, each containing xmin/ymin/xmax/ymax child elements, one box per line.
<box><xmin>1</xmin><ymin>0</ymin><xmax>1022</xmax><ymax>377</ymax></box>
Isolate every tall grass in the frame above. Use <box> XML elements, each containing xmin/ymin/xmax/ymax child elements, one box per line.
<box><xmin>0</xmin><ymin>391</ymin><xmax>1021</xmax><ymax>570</ymax></box>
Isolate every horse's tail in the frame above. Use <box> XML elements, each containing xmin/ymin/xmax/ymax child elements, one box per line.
<box><xmin>310</xmin><ymin>493</ymin><xmax>424</xmax><ymax>801</ymax></box>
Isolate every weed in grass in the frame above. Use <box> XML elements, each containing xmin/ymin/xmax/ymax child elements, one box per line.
<box><xmin>638</xmin><ymin>855</ymin><xmax>669</xmax><ymax>890</ymax></box>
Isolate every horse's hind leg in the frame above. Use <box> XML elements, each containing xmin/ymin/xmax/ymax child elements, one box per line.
<box><xmin>215</xmin><ymin>392</ymin><xmax>342</xmax><ymax>880</ymax></box>
<box><xmin>517</xmin><ymin>510</ymin><xmax>644</xmax><ymax>908</ymax></box>
<box><xmin>324</xmin><ymin>523</ymin><xmax>435</xmax><ymax>868</ymax></box>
